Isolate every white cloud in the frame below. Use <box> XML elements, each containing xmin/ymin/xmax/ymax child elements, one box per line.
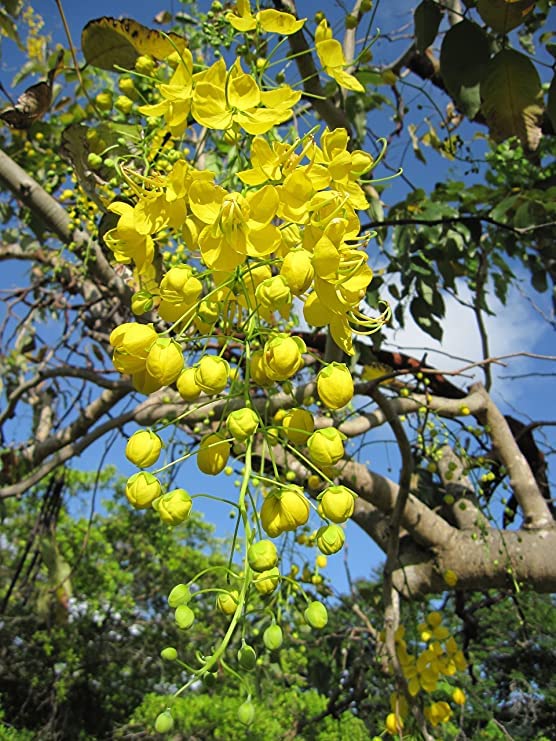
<box><xmin>381</xmin><ymin>281</ymin><xmax>552</xmax><ymax>406</ymax></box>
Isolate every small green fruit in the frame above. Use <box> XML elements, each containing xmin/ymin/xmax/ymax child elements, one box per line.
<box><xmin>168</xmin><ymin>583</ymin><xmax>191</xmax><ymax>608</ymax></box>
<box><xmin>263</xmin><ymin>624</ymin><xmax>283</xmax><ymax>651</ymax></box>
<box><xmin>237</xmin><ymin>642</ymin><xmax>257</xmax><ymax>671</ymax></box>
<box><xmin>304</xmin><ymin>601</ymin><xmax>328</xmax><ymax>629</ymax></box>
<box><xmin>237</xmin><ymin>699</ymin><xmax>255</xmax><ymax>726</ymax></box>
<box><xmin>175</xmin><ymin>604</ymin><xmax>195</xmax><ymax>630</ymax></box>
<box><xmin>160</xmin><ymin>647</ymin><xmax>178</xmax><ymax>661</ymax></box>
<box><xmin>154</xmin><ymin>710</ymin><xmax>174</xmax><ymax>733</ymax></box>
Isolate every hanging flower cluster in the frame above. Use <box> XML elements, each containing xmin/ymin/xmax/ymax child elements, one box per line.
<box><xmin>86</xmin><ymin>1</ymin><xmax>467</xmax><ymax>733</ymax></box>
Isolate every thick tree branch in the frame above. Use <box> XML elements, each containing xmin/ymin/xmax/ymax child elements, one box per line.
<box><xmin>472</xmin><ymin>383</ymin><xmax>553</xmax><ymax>528</ymax></box>
<box><xmin>0</xmin><ymin>147</ymin><xmax>131</xmax><ymax>307</ymax></box>
<box><xmin>393</xmin><ymin>527</ymin><xmax>556</xmax><ymax>596</ymax></box>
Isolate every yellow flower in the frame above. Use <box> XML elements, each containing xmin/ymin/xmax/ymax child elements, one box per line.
<box><xmin>316</xmin><ymin>524</ymin><xmax>345</xmax><ymax>554</ymax></box>
<box><xmin>125</xmin><ymin>472</ymin><xmax>163</xmax><ymax>509</ymax></box>
<box><xmin>385</xmin><ymin>712</ymin><xmax>403</xmax><ymax>735</ymax></box>
<box><xmin>317</xmin><ymin>362</ymin><xmax>354</xmax><ymax>409</ymax></box>
<box><xmin>145</xmin><ymin>338</ymin><xmax>184</xmax><ymax>386</ymax></box>
<box><xmin>253</xmin><ymin>566</ymin><xmax>280</xmax><ymax>594</ymax></box>
<box><xmin>226</xmin><ymin>1</ymin><xmax>305</xmax><ymax>35</ymax></box>
<box><xmin>281</xmin><ymin>408</ymin><xmax>314</xmax><ymax>445</ymax></box>
<box><xmin>319</xmin><ymin>485</ymin><xmax>356</xmax><ymax>523</ymax></box>
<box><xmin>195</xmin><ymin>355</ymin><xmax>230</xmax><ymax>395</ymax></box>
<box><xmin>249</xmin><ymin>349</ymin><xmax>273</xmax><ymax>386</ymax></box>
<box><xmin>197</xmin><ymin>433</ymin><xmax>231</xmax><ymax>475</ymax></box>
<box><xmin>125</xmin><ymin>429</ymin><xmax>163</xmax><ymax>468</ymax></box>
<box><xmin>176</xmin><ymin>367</ymin><xmax>202</xmax><ymax>401</ymax></box>
<box><xmin>425</xmin><ymin>701</ymin><xmax>452</xmax><ymax>726</ymax></box>
<box><xmin>189</xmin><ymin>178</ymin><xmax>280</xmax><ymax>270</ymax></box>
<box><xmin>227</xmin><ymin>407</ymin><xmax>259</xmax><ymax>441</ymax></box>
<box><xmin>110</xmin><ymin>322</ymin><xmax>157</xmax><ymax>374</ymax></box>
<box><xmin>159</xmin><ymin>265</ymin><xmax>202</xmax><ymax>305</ymax></box>
<box><xmin>443</xmin><ymin>569</ymin><xmax>458</xmax><ymax>587</ymax></box>
<box><xmin>192</xmin><ymin>58</ymin><xmax>301</xmax><ymax>135</ymax></box>
<box><xmin>307</xmin><ymin>428</ymin><xmax>346</xmax><ymax>466</ymax></box>
<box><xmin>260</xmin><ymin>485</ymin><xmax>310</xmax><ymax>537</ymax></box>
<box><xmin>153</xmin><ymin>488</ymin><xmax>193</xmax><ymax>525</ymax></box>
<box><xmin>263</xmin><ymin>334</ymin><xmax>306</xmax><ymax>381</ymax></box>
<box><xmin>139</xmin><ymin>49</ymin><xmax>194</xmax><ymax>136</ymax></box>
<box><xmin>315</xmin><ymin>20</ymin><xmax>364</xmax><ymax>92</ymax></box>
<box><xmin>280</xmin><ymin>249</ymin><xmax>314</xmax><ymax>295</ymax></box>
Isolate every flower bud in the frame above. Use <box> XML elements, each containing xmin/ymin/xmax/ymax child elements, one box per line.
<box><xmin>316</xmin><ymin>524</ymin><xmax>345</xmax><ymax>554</ymax></box>
<box><xmin>160</xmin><ymin>265</ymin><xmax>202</xmax><ymax>304</ymax></box>
<box><xmin>249</xmin><ymin>349</ymin><xmax>272</xmax><ymax>386</ymax></box>
<box><xmin>176</xmin><ymin>367</ymin><xmax>202</xmax><ymax>401</ymax></box>
<box><xmin>319</xmin><ymin>485</ymin><xmax>357</xmax><ymax>523</ymax></box>
<box><xmin>216</xmin><ymin>590</ymin><xmax>239</xmax><ymax>615</ymax></box>
<box><xmin>154</xmin><ymin>710</ymin><xmax>174</xmax><ymax>733</ymax></box>
<box><xmin>237</xmin><ymin>642</ymin><xmax>257</xmax><ymax>671</ymax></box>
<box><xmin>227</xmin><ymin>407</ymin><xmax>259</xmax><ymax>442</ymax></box>
<box><xmin>197</xmin><ymin>433</ymin><xmax>230</xmax><ymax>475</ymax></box>
<box><xmin>385</xmin><ymin>712</ymin><xmax>403</xmax><ymax>735</ymax></box>
<box><xmin>114</xmin><ymin>94</ymin><xmax>133</xmax><ymax>114</ymax></box>
<box><xmin>146</xmin><ymin>338</ymin><xmax>183</xmax><ymax>386</ymax></box>
<box><xmin>247</xmin><ymin>539</ymin><xmax>278</xmax><ymax>572</ymax></box>
<box><xmin>160</xmin><ymin>646</ymin><xmax>178</xmax><ymax>661</ymax></box>
<box><xmin>280</xmin><ymin>249</ymin><xmax>314</xmax><ymax>295</ymax></box>
<box><xmin>452</xmin><ymin>688</ymin><xmax>466</xmax><ymax>705</ymax></box>
<box><xmin>255</xmin><ymin>275</ymin><xmax>292</xmax><ymax>312</ymax></box>
<box><xmin>195</xmin><ymin>355</ymin><xmax>229</xmax><ymax>395</ymax></box>
<box><xmin>281</xmin><ymin>407</ymin><xmax>314</xmax><ymax>445</ymax></box>
<box><xmin>125</xmin><ymin>429</ymin><xmax>163</xmax><ymax>468</ymax></box>
<box><xmin>260</xmin><ymin>486</ymin><xmax>310</xmax><ymax>538</ymax></box>
<box><xmin>263</xmin><ymin>334</ymin><xmax>306</xmax><ymax>381</ymax></box>
<box><xmin>253</xmin><ymin>566</ymin><xmax>280</xmax><ymax>594</ymax></box>
<box><xmin>263</xmin><ymin>623</ymin><xmax>283</xmax><ymax>651</ymax></box>
<box><xmin>132</xmin><ymin>367</ymin><xmax>163</xmax><ymax>395</ymax></box>
<box><xmin>110</xmin><ymin>322</ymin><xmax>157</xmax><ymax>373</ymax></box>
<box><xmin>317</xmin><ymin>362</ymin><xmax>354</xmax><ymax>410</ymax></box>
<box><xmin>167</xmin><ymin>584</ymin><xmax>191</xmax><ymax>608</ymax></box>
<box><xmin>135</xmin><ymin>54</ymin><xmax>156</xmax><ymax>75</ymax></box>
<box><xmin>131</xmin><ymin>290</ymin><xmax>154</xmax><ymax>315</ymax></box>
<box><xmin>174</xmin><ymin>604</ymin><xmax>195</xmax><ymax>630</ymax></box>
<box><xmin>307</xmin><ymin>428</ymin><xmax>346</xmax><ymax>466</ymax></box>
<box><xmin>304</xmin><ymin>600</ymin><xmax>328</xmax><ymax>629</ymax></box>
<box><xmin>237</xmin><ymin>699</ymin><xmax>255</xmax><ymax>726</ymax></box>
<box><xmin>152</xmin><ymin>488</ymin><xmax>192</xmax><ymax>525</ymax></box>
<box><xmin>125</xmin><ymin>472</ymin><xmax>162</xmax><ymax>509</ymax></box>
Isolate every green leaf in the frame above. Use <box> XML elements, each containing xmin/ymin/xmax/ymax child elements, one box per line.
<box><xmin>414</xmin><ymin>0</ymin><xmax>442</xmax><ymax>53</ymax></box>
<box><xmin>547</xmin><ymin>73</ymin><xmax>556</xmax><ymax>132</ymax></box>
<box><xmin>440</xmin><ymin>20</ymin><xmax>490</xmax><ymax>119</ymax></box>
<box><xmin>480</xmin><ymin>49</ymin><xmax>544</xmax><ymax>150</ymax></box>
<box><xmin>477</xmin><ymin>0</ymin><xmax>537</xmax><ymax>34</ymax></box>
<box><xmin>410</xmin><ymin>297</ymin><xmax>444</xmax><ymax>340</ymax></box>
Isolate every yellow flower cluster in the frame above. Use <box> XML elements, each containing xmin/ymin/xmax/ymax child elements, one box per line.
<box><xmin>385</xmin><ymin>613</ymin><xmax>467</xmax><ymax>734</ymax></box>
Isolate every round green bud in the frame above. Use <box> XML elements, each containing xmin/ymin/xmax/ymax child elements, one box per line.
<box><xmin>87</xmin><ymin>152</ymin><xmax>103</xmax><ymax>169</ymax></box>
<box><xmin>247</xmin><ymin>539</ymin><xmax>279</xmax><ymax>572</ymax></box>
<box><xmin>237</xmin><ymin>699</ymin><xmax>255</xmax><ymax>726</ymax></box>
<box><xmin>160</xmin><ymin>647</ymin><xmax>178</xmax><ymax>661</ymax></box>
<box><xmin>263</xmin><ymin>623</ymin><xmax>283</xmax><ymax>651</ymax></box>
<box><xmin>175</xmin><ymin>604</ymin><xmax>195</xmax><ymax>630</ymax></box>
<box><xmin>154</xmin><ymin>710</ymin><xmax>174</xmax><ymax>733</ymax></box>
<box><xmin>237</xmin><ymin>642</ymin><xmax>257</xmax><ymax>671</ymax></box>
<box><xmin>203</xmin><ymin>671</ymin><xmax>218</xmax><ymax>688</ymax></box>
<box><xmin>168</xmin><ymin>583</ymin><xmax>191</xmax><ymax>608</ymax></box>
<box><xmin>304</xmin><ymin>601</ymin><xmax>328</xmax><ymax>629</ymax></box>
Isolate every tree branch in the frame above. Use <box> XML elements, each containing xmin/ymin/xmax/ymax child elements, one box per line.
<box><xmin>472</xmin><ymin>383</ymin><xmax>553</xmax><ymax>529</ymax></box>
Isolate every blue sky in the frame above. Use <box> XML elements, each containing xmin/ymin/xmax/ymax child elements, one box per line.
<box><xmin>1</xmin><ymin>0</ymin><xmax>555</xmax><ymax>595</ymax></box>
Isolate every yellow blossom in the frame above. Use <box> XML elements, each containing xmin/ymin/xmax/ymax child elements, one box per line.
<box><xmin>315</xmin><ymin>19</ymin><xmax>364</xmax><ymax>92</ymax></box>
